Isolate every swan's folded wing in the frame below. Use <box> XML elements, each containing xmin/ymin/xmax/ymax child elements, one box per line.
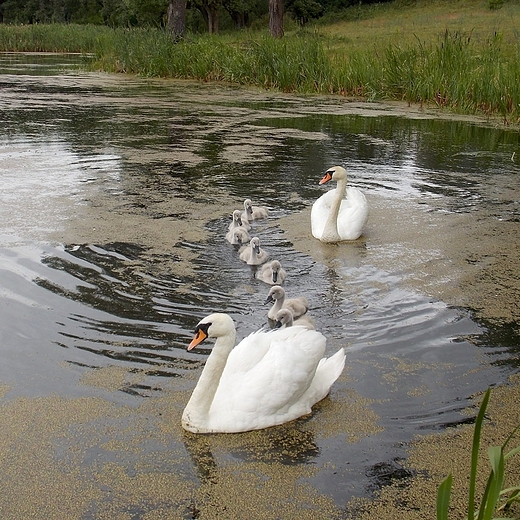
<box><xmin>210</xmin><ymin>328</ymin><xmax>326</xmax><ymax>429</ymax></box>
<box><xmin>311</xmin><ymin>189</ymin><xmax>337</xmax><ymax>239</ymax></box>
<box><xmin>335</xmin><ymin>188</ymin><xmax>368</xmax><ymax>240</ymax></box>
<box><xmin>299</xmin><ymin>347</ymin><xmax>346</xmax><ymax>406</ymax></box>
<box><xmin>220</xmin><ymin>330</ymin><xmax>272</xmax><ymax>376</ymax></box>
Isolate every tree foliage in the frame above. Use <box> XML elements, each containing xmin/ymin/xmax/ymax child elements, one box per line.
<box><xmin>0</xmin><ymin>0</ymin><xmax>393</xmax><ymax>31</ymax></box>
<box><xmin>189</xmin><ymin>0</ymin><xmax>222</xmax><ymax>33</ymax></box>
<box><xmin>285</xmin><ymin>0</ymin><xmax>322</xmax><ymax>26</ymax></box>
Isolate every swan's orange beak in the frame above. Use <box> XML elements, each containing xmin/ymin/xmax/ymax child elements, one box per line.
<box><xmin>319</xmin><ymin>171</ymin><xmax>333</xmax><ymax>185</ymax></box>
<box><xmin>188</xmin><ymin>329</ymin><xmax>208</xmax><ymax>351</ymax></box>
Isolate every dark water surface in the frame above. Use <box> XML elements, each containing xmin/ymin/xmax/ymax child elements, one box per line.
<box><xmin>1</xmin><ymin>53</ymin><xmax>519</xmax><ymax>517</ymax></box>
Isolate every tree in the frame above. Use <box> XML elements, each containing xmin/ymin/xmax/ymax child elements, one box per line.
<box><xmin>167</xmin><ymin>0</ymin><xmax>187</xmax><ymax>38</ymax></box>
<box><xmin>190</xmin><ymin>0</ymin><xmax>221</xmax><ymax>33</ymax></box>
<box><xmin>222</xmin><ymin>0</ymin><xmax>249</xmax><ymax>29</ymax></box>
<box><xmin>269</xmin><ymin>0</ymin><xmax>283</xmax><ymax>37</ymax></box>
<box><xmin>286</xmin><ymin>0</ymin><xmax>322</xmax><ymax>25</ymax></box>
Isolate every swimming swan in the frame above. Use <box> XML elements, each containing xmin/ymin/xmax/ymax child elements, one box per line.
<box><xmin>227</xmin><ymin>226</ymin><xmax>250</xmax><ymax>246</ymax></box>
<box><xmin>265</xmin><ymin>285</ymin><xmax>308</xmax><ymax>321</ymax></box>
<box><xmin>256</xmin><ymin>259</ymin><xmax>287</xmax><ymax>285</ymax></box>
<box><xmin>311</xmin><ymin>166</ymin><xmax>368</xmax><ymax>242</ymax></box>
<box><xmin>227</xmin><ymin>209</ymin><xmax>251</xmax><ymax>234</ymax></box>
<box><xmin>182</xmin><ymin>312</ymin><xmax>346</xmax><ymax>433</ymax></box>
<box><xmin>239</xmin><ymin>237</ymin><xmax>269</xmax><ymax>265</ymax></box>
<box><xmin>275</xmin><ymin>308</ymin><xmax>315</xmax><ymax>330</ymax></box>
<box><xmin>242</xmin><ymin>199</ymin><xmax>269</xmax><ymax>221</ymax></box>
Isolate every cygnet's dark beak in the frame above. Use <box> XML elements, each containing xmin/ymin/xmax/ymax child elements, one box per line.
<box><xmin>274</xmin><ymin>320</ymin><xmax>282</xmax><ymax>329</ymax></box>
<box><xmin>254</xmin><ymin>244</ymin><xmax>261</xmax><ymax>254</ymax></box>
<box><xmin>272</xmin><ymin>271</ymin><xmax>278</xmax><ymax>283</ymax></box>
<box><xmin>264</xmin><ymin>294</ymin><xmax>274</xmax><ymax>305</ymax></box>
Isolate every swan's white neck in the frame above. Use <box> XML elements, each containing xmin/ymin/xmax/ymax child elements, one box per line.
<box><xmin>322</xmin><ymin>177</ymin><xmax>347</xmax><ymax>242</ymax></box>
<box><xmin>182</xmin><ymin>331</ymin><xmax>235</xmax><ymax>431</ymax></box>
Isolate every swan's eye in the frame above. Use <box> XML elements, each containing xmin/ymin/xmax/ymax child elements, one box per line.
<box><xmin>188</xmin><ymin>322</ymin><xmax>211</xmax><ymax>350</ymax></box>
<box><xmin>319</xmin><ymin>171</ymin><xmax>334</xmax><ymax>185</ymax></box>
<box><xmin>195</xmin><ymin>322</ymin><xmax>211</xmax><ymax>335</ymax></box>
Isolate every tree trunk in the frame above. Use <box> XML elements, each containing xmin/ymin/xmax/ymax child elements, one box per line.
<box><xmin>203</xmin><ymin>4</ymin><xmax>219</xmax><ymax>33</ymax></box>
<box><xmin>269</xmin><ymin>0</ymin><xmax>284</xmax><ymax>38</ymax></box>
<box><xmin>167</xmin><ymin>0</ymin><xmax>187</xmax><ymax>40</ymax></box>
<box><xmin>195</xmin><ymin>3</ymin><xmax>220</xmax><ymax>34</ymax></box>
<box><xmin>227</xmin><ymin>10</ymin><xmax>248</xmax><ymax>30</ymax></box>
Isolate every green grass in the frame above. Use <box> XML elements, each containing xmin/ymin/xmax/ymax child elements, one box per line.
<box><xmin>0</xmin><ymin>0</ymin><xmax>519</xmax><ymax>121</ymax></box>
<box><xmin>90</xmin><ymin>28</ymin><xmax>333</xmax><ymax>92</ymax></box>
<box><xmin>0</xmin><ymin>23</ymin><xmax>103</xmax><ymax>52</ymax></box>
<box><xmin>437</xmin><ymin>387</ymin><xmax>520</xmax><ymax>520</ymax></box>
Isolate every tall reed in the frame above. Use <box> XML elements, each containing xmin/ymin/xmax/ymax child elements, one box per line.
<box><xmin>0</xmin><ymin>23</ymin><xmax>105</xmax><ymax>52</ymax></box>
<box><xmin>91</xmin><ymin>29</ymin><xmax>332</xmax><ymax>92</ymax></box>
<box><xmin>437</xmin><ymin>387</ymin><xmax>520</xmax><ymax>519</ymax></box>
<box><xmin>330</xmin><ymin>30</ymin><xmax>520</xmax><ymax>122</ymax></box>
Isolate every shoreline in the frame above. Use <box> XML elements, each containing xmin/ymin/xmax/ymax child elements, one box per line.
<box><xmin>348</xmin><ymin>373</ymin><xmax>520</xmax><ymax>519</ymax></box>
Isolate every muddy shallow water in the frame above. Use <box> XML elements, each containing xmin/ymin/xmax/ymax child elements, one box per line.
<box><xmin>0</xmin><ymin>53</ymin><xmax>519</xmax><ymax>518</ymax></box>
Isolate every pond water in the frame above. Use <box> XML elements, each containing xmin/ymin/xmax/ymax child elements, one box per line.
<box><xmin>0</xmin><ymin>52</ymin><xmax>519</xmax><ymax>518</ymax></box>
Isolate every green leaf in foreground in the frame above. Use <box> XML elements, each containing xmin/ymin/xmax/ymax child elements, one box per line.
<box><xmin>469</xmin><ymin>387</ymin><xmax>492</xmax><ymax>519</ymax></box>
<box><xmin>436</xmin><ymin>473</ymin><xmax>453</xmax><ymax>520</ymax></box>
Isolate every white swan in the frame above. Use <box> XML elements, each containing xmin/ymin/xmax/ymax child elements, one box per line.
<box><xmin>275</xmin><ymin>308</ymin><xmax>315</xmax><ymax>330</ymax></box>
<box><xmin>265</xmin><ymin>285</ymin><xmax>308</xmax><ymax>321</ymax></box>
<box><xmin>239</xmin><ymin>237</ymin><xmax>269</xmax><ymax>265</ymax></box>
<box><xmin>256</xmin><ymin>259</ymin><xmax>287</xmax><ymax>285</ymax></box>
<box><xmin>182</xmin><ymin>313</ymin><xmax>346</xmax><ymax>433</ymax></box>
<box><xmin>242</xmin><ymin>198</ymin><xmax>269</xmax><ymax>221</ymax></box>
<box><xmin>311</xmin><ymin>166</ymin><xmax>368</xmax><ymax>242</ymax></box>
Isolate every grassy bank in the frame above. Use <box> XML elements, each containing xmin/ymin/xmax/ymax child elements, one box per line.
<box><xmin>0</xmin><ymin>0</ymin><xmax>519</xmax><ymax>122</ymax></box>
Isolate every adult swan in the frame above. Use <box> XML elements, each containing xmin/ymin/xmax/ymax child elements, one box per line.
<box><xmin>182</xmin><ymin>313</ymin><xmax>346</xmax><ymax>434</ymax></box>
<box><xmin>311</xmin><ymin>166</ymin><xmax>368</xmax><ymax>242</ymax></box>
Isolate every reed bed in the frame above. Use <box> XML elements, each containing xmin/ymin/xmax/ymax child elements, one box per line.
<box><xmin>0</xmin><ymin>23</ymin><xmax>104</xmax><ymax>52</ymax></box>
<box><xmin>91</xmin><ymin>28</ymin><xmax>332</xmax><ymax>93</ymax></box>
<box><xmin>437</xmin><ymin>388</ymin><xmax>520</xmax><ymax>520</ymax></box>
<box><xmin>0</xmin><ymin>22</ymin><xmax>518</xmax><ymax>122</ymax></box>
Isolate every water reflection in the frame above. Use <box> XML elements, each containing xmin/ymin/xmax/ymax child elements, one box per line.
<box><xmin>0</xmin><ymin>137</ymin><xmax>123</xmax><ymax>238</ymax></box>
<box><xmin>0</xmin><ymin>52</ymin><xmax>89</xmax><ymax>75</ymax></box>
<box><xmin>472</xmin><ymin>319</ymin><xmax>520</xmax><ymax>369</ymax></box>
<box><xmin>253</xmin><ymin>113</ymin><xmax>520</xmax><ymax>219</ymax></box>
<box><xmin>0</xmin><ymin>54</ymin><xmax>519</xmax><ymax>511</ymax></box>
<box><xmin>183</xmin><ymin>433</ymin><xmax>219</xmax><ymax>484</ymax></box>
<box><xmin>184</xmin><ymin>421</ymin><xmax>321</xmax><ymax>486</ymax></box>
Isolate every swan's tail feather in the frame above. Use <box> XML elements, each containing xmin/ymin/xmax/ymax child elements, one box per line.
<box><xmin>306</xmin><ymin>348</ymin><xmax>346</xmax><ymax>406</ymax></box>
<box><xmin>319</xmin><ymin>347</ymin><xmax>346</xmax><ymax>384</ymax></box>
